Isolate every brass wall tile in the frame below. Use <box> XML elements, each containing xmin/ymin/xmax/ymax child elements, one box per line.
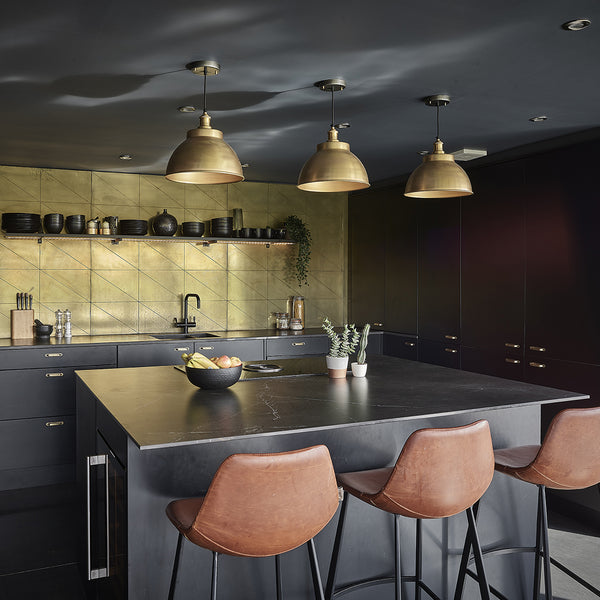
<box><xmin>0</xmin><ymin>271</ymin><xmax>39</xmax><ymax>303</ymax></box>
<box><xmin>228</xmin><ymin>182</ymin><xmax>269</xmax><ymax>212</ymax></box>
<box><xmin>37</xmin><ymin>302</ymin><xmax>91</xmax><ymax>335</ymax></box>
<box><xmin>139</xmin><ymin>270</ymin><xmax>184</xmax><ymax>302</ymax></box>
<box><xmin>139</xmin><ymin>301</ymin><xmax>181</xmax><ymax>333</ymax></box>
<box><xmin>0</xmin><ymin>240</ymin><xmax>40</xmax><ymax>269</ymax></box>
<box><xmin>305</xmin><ymin>192</ymin><xmax>347</xmax><ymax>219</ymax></box>
<box><xmin>184</xmin><ymin>184</ymin><xmax>227</xmax><ymax>211</ymax></box>
<box><xmin>91</xmin><ymin>302</ymin><xmax>139</xmax><ymax>335</ymax></box>
<box><xmin>0</xmin><ymin>166</ymin><xmax>40</xmax><ymax>206</ymax></box>
<box><xmin>184</xmin><ymin>243</ymin><xmax>227</xmax><ymax>271</ymax></box>
<box><xmin>228</xmin><ymin>244</ymin><xmax>268</xmax><ymax>271</ymax></box>
<box><xmin>140</xmin><ymin>175</ymin><xmax>185</xmax><ymax>209</ymax></box>
<box><xmin>268</xmin><ymin>184</ymin><xmax>307</xmax><ymax>217</ymax></box>
<box><xmin>40</xmin><ymin>240</ymin><xmax>91</xmax><ymax>269</ymax></box>
<box><xmin>41</xmin><ymin>169</ymin><xmax>91</xmax><ymax>205</ymax></box>
<box><xmin>186</xmin><ymin>300</ymin><xmax>227</xmax><ymax>331</ymax></box>
<box><xmin>267</xmin><ymin>270</ymin><xmax>304</xmax><ymax>299</ymax></box>
<box><xmin>228</xmin><ymin>271</ymin><xmax>267</xmax><ymax>301</ymax></box>
<box><xmin>91</xmin><ymin>271</ymin><xmax>138</xmax><ymax>302</ymax></box>
<box><xmin>92</xmin><ymin>172</ymin><xmax>140</xmax><ymax>207</ymax></box>
<box><xmin>304</xmin><ymin>271</ymin><xmax>343</xmax><ymax>299</ymax></box>
<box><xmin>266</xmin><ymin>244</ymin><xmax>296</xmax><ymax>272</ymax></box>
<box><xmin>184</xmin><ymin>271</ymin><xmax>227</xmax><ymax>302</ymax></box>
<box><xmin>305</xmin><ymin>297</ymin><xmax>345</xmax><ymax>328</ymax></box>
<box><xmin>227</xmin><ymin>300</ymin><xmax>269</xmax><ymax>330</ymax></box>
<box><xmin>40</xmin><ymin>270</ymin><xmax>91</xmax><ymax>303</ymax></box>
<box><xmin>40</xmin><ymin>204</ymin><xmax>91</xmax><ymax>226</ymax></box>
<box><xmin>182</xmin><ymin>208</ymin><xmax>223</xmax><ymax>225</ymax></box>
<box><xmin>91</xmin><ymin>240</ymin><xmax>139</xmax><ymax>270</ymax></box>
<box><xmin>91</xmin><ymin>203</ymin><xmax>141</xmax><ymax>221</ymax></box>
<box><xmin>0</xmin><ymin>304</ymin><xmax>13</xmax><ymax>338</ymax></box>
<box><xmin>0</xmin><ymin>200</ymin><xmax>41</xmax><ymax>215</ymax></box>
<box><xmin>139</xmin><ymin>241</ymin><xmax>185</xmax><ymax>269</ymax></box>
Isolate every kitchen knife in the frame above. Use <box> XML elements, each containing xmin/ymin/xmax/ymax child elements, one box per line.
<box><xmin>16</xmin><ymin>292</ymin><xmax>20</xmax><ymax>310</ymax></box>
<box><xmin>29</xmin><ymin>294</ymin><xmax>33</xmax><ymax>310</ymax></box>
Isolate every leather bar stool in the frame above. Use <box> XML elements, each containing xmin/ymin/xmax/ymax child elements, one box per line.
<box><xmin>166</xmin><ymin>445</ymin><xmax>340</xmax><ymax>600</ymax></box>
<box><xmin>326</xmin><ymin>420</ymin><xmax>494</xmax><ymax>600</ymax></box>
<box><xmin>456</xmin><ymin>406</ymin><xmax>600</xmax><ymax>600</ymax></box>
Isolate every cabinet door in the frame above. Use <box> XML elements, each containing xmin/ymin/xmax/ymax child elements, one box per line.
<box><xmin>0</xmin><ymin>345</ymin><xmax>116</xmax><ymax>370</ymax></box>
<box><xmin>266</xmin><ymin>336</ymin><xmax>328</xmax><ymax>359</ymax></box>
<box><xmin>525</xmin><ymin>142</ymin><xmax>600</xmax><ymax>363</ymax></box>
<box><xmin>461</xmin><ymin>162</ymin><xmax>525</xmax><ymax>353</ymax></box>
<box><xmin>384</xmin><ymin>191</ymin><xmax>418</xmax><ymax>334</ymax></box>
<box><xmin>195</xmin><ymin>338</ymin><xmax>264</xmax><ymax>361</ymax></box>
<box><xmin>461</xmin><ymin>346</ymin><xmax>524</xmax><ymax>381</ymax></box>
<box><xmin>348</xmin><ymin>188</ymin><xmax>386</xmax><ymax>326</ymax></box>
<box><xmin>118</xmin><ymin>342</ymin><xmax>195</xmax><ymax>367</ymax></box>
<box><xmin>418</xmin><ymin>340</ymin><xmax>460</xmax><ymax>369</ymax></box>
<box><xmin>383</xmin><ymin>333</ymin><xmax>418</xmax><ymax>360</ymax></box>
<box><xmin>418</xmin><ymin>197</ymin><xmax>461</xmax><ymax>342</ymax></box>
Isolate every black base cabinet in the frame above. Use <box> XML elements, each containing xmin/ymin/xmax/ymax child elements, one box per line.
<box><xmin>418</xmin><ymin>340</ymin><xmax>460</xmax><ymax>369</ymax></box>
<box><xmin>383</xmin><ymin>333</ymin><xmax>418</xmax><ymax>360</ymax></box>
<box><xmin>461</xmin><ymin>346</ymin><xmax>525</xmax><ymax>382</ymax></box>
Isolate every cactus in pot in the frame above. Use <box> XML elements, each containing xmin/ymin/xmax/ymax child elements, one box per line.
<box><xmin>352</xmin><ymin>323</ymin><xmax>370</xmax><ymax>377</ymax></box>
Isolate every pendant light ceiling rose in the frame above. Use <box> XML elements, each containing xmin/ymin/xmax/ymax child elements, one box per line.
<box><xmin>165</xmin><ymin>59</ymin><xmax>244</xmax><ymax>185</ymax></box>
<box><xmin>297</xmin><ymin>78</ymin><xmax>369</xmax><ymax>193</ymax></box>
<box><xmin>404</xmin><ymin>94</ymin><xmax>473</xmax><ymax>198</ymax></box>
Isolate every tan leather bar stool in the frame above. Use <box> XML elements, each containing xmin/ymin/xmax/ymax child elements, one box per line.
<box><xmin>166</xmin><ymin>445</ymin><xmax>340</xmax><ymax>600</ymax></box>
<box><xmin>455</xmin><ymin>406</ymin><xmax>600</xmax><ymax>600</ymax></box>
<box><xmin>325</xmin><ymin>420</ymin><xmax>494</xmax><ymax>600</ymax></box>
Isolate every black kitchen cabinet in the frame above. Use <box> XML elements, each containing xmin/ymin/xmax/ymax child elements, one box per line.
<box><xmin>382</xmin><ymin>333</ymin><xmax>418</xmax><ymax>361</ymax></box>
<box><xmin>461</xmin><ymin>346</ymin><xmax>524</xmax><ymax>381</ymax></box>
<box><xmin>194</xmin><ymin>338</ymin><xmax>263</xmax><ymax>360</ymax></box>
<box><xmin>418</xmin><ymin>197</ymin><xmax>461</xmax><ymax>343</ymax></box>
<box><xmin>524</xmin><ymin>141</ymin><xmax>600</xmax><ymax>364</ymax></box>
<box><xmin>418</xmin><ymin>339</ymin><xmax>460</xmax><ymax>369</ymax></box>
<box><xmin>265</xmin><ymin>335</ymin><xmax>328</xmax><ymax>359</ymax></box>
<box><xmin>117</xmin><ymin>341</ymin><xmax>196</xmax><ymax>367</ymax></box>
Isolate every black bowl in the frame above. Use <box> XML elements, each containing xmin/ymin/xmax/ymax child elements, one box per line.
<box><xmin>185</xmin><ymin>364</ymin><xmax>242</xmax><ymax>389</ymax></box>
<box><xmin>182</xmin><ymin>222</ymin><xmax>205</xmax><ymax>237</ymax></box>
<box><xmin>65</xmin><ymin>215</ymin><xmax>86</xmax><ymax>234</ymax></box>
<box><xmin>44</xmin><ymin>214</ymin><xmax>64</xmax><ymax>233</ymax></box>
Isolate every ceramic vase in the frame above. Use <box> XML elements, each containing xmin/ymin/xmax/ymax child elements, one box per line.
<box><xmin>326</xmin><ymin>355</ymin><xmax>348</xmax><ymax>379</ymax></box>
<box><xmin>351</xmin><ymin>362</ymin><xmax>368</xmax><ymax>377</ymax></box>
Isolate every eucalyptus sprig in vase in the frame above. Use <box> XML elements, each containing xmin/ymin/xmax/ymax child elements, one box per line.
<box><xmin>322</xmin><ymin>316</ymin><xmax>360</xmax><ymax>378</ymax></box>
<box><xmin>351</xmin><ymin>323</ymin><xmax>370</xmax><ymax>377</ymax></box>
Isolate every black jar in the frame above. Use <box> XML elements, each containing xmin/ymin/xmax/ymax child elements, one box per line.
<box><xmin>152</xmin><ymin>209</ymin><xmax>178</xmax><ymax>236</ymax></box>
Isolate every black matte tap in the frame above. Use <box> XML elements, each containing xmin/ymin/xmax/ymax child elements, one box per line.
<box><xmin>179</xmin><ymin>293</ymin><xmax>200</xmax><ymax>334</ymax></box>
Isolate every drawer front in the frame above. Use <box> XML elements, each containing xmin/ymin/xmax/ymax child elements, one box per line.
<box><xmin>0</xmin><ymin>365</ymin><xmax>113</xmax><ymax>420</ymax></box>
<box><xmin>118</xmin><ymin>342</ymin><xmax>196</xmax><ymax>367</ymax></box>
<box><xmin>194</xmin><ymin>339</ymin><xmax>264</xmax><ymax>361</ymax></box>
<box><xmin>0</xmin><ymin>415</ymin><xmax>75</xmax><ymax>471</ymax></box>
<box><xmin>383</xmin><ymin>333</ymin><xmax>418</xmax><ymax>360</ymax></box>
<box><xmin>0</xmin><ymin>346</ymin><xmax>116</xmax><ymax>370</ymax></box>
<box><xmin>419</xmin><ymin>340</ymin><xmax>460</xmax><ymax>369</ymax></box>
<box><xmin>266</xmin><ymin>336</ymin><xmax>329</xmax><ymax>358</ymax></box>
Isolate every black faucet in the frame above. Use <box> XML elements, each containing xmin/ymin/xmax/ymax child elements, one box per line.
<box><xmin>175</xmin><ymin>293</ymin><xmax>200</xmax><ymax>333</ymax></box>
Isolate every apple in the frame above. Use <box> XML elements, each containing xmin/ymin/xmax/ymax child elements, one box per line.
<box><xmin>230</xmin><ymin>356</ymin><xmax>242</xmax><ymax>367</ymax></box>
<box><xmin>215</xmin><ymin>355</ymin><xmax>232</xmax><ymax>369</ymax></box>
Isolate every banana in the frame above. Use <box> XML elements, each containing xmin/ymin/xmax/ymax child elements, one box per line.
<box><xmin>184</xmin><ymin>352</ymin><xmax>219</xmax><ymax>369</ymax></box>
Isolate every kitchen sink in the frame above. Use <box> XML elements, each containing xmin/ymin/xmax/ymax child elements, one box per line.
<box><xmin>150</xmin><ymin>332</ymin><xmax>221</xmax><ymax>339</ymax></box>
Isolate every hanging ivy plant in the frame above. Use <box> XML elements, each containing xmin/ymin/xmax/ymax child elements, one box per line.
<box><xmin>285</xmin><ymin>215</ymin><xmax>312</xmax><ymax>286</ymax></box>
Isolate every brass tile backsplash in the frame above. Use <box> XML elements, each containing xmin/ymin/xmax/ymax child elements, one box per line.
<box><xmin>0</xmin><ymin>166</ymin><xmax>347</xmax><ymax>337</ymax></box>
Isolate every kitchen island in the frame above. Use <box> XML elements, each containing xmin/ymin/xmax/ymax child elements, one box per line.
<box><xmin>76</xmin><ymin>355</ymin><xmax>588</xmax><ymax>600</ymax></box>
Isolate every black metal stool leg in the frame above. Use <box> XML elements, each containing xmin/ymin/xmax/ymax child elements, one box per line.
<box><xmin>211</xmin><ymin>551</ymin><xmax>219</xmax><ymax>600</ymax></box>
<box><xmin>308</xmin><ymin>538</ymin><xmax>326</xmax><ymax>600</ymax></box>
<box><xmin>168</xmin><ymin>532</ymin><xmax>183</xmax><ymax>600</ymax></box>
<box><xmin>539</xmin><ymin>486</ymin><xmax>552</xmax><ymax>600</ymax></box>
<box><xmin>275</xmin><ymin>554</ymin><xmax>282</xmax><ymax>600</ymax></box>
<box><xmin>466</xmin><ymin>506</ymin><xmax>490</xmax><ymax>600</ymax></box>
<box><xmin>325</xmin><ymin>491</ymin><xmax>350</xmax><ymax>600</ymax></box>
<box><xmin>415</xmin><ymin>518</ymin><xmax>422</xmax><ymax>600</ymax></box>
<box><xmin>453</xmin><ymin>501</ymin><xmax>481</xmax><ymax>600</ymax></box>
<box><xmin>394</xmin><ymin>514</ymin><xmax>403</xmax><ymax>600</ymax></box>
<box><xmin>533</xmin><ymin>486</ymin><xmax>544</xmax><ymax>600</ymax></box>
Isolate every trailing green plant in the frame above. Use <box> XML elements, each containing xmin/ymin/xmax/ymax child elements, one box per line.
<box><xmin>322</xmin><ymin>316</ymin><xmax>360</xmax><ymax>358</ymax></box>
<box><xmin>356</xmin><ymin>323</ymin><xmax>371</xmax><ymax>364</ymax></box>
<box><xmin>285</xmin><ymin>215</ymin><xmax>312</xmax><ymax>286</ymax></box>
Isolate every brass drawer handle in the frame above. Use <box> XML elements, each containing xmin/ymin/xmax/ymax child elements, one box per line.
<box><xmin>199</xmin><ymin>346</ymin><xmax>214</xmax><ymax>350</ymax></box>
<box><xmin>445</xmin><ymin>348</ymin><xmax>458</xmax><ymax>353</ymax></box>
<box><xmin>505</xmin><ymin>343</ymin><xmax>521</xmax><ymax>349</ymax></box>
<box><xmin>444</xmin><ymin>335</ymin><xmax>458</xmax><ymax>340</ymax></box>
<box><xmin>505</xmin><ymin>358</ymin><xmax>521</xmax><ymax>364</ymax></box>
<box><xmin>292</xmin><ymin>342</ymin><xmax>306</xmax><ymax>346</ymax></box>
<box><xmin>175</xmin><ymin>347</ymin><xmax>190</xmax><ymax>352</ymax></box>
<box><xmin>529</xmin><ymin>362</ymin><xmax>546</xmax><ymax>368</ymax></box>
<box><xmin>529</xmin><ymin>346</ymin><xmax>546</xmax><ymax>352</ymax></box>
<box><xmin>44</xmin><ymin>352</ymin><xmax>63</xmax><ymax>358</ymax></box>
<box><xmin>373</xmin><ymin>323</ymin><xmax>383</xmax><ymax>327</ymax></box>
<box><xmin>46</xmin><ymin>421</ymin><xmax>64</xmax><ymax>427</ymax></box>
<box><xmin>404</xmin><ymin>342</ymin><xmax>416</xmax><ymax>347</ymax></box>
<box><xmin>45</xmin><ymin>372</ymin><xmax>64</xmax><ymax>377</ymax></box>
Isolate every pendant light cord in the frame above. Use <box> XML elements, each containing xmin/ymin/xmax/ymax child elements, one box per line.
<box><xmin>203</xmin><ymin>67</ymin><xmax>208</xmax><ymax>113</ymax></box>
<box><xmin>436</xmin><ymin>103</ymin><xmax>440</xmax><ymax>140</ymax></box>
<box><xmin>330</xmin><ymin>88</ymin><xmax>335</xmax><ymax>129</ymax></box>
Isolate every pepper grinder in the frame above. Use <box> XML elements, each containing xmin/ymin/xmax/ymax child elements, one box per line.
<box><xmin>55</xmin><ymin>309</ymin><xmax>64</xmax><ymax>338</ymax></box>
<box><xmin>64</xmin><ymin>309</ymin><xmax>72</xmax><ymax>338</ymax></box>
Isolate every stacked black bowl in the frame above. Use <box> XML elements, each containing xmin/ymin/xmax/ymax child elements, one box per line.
<box><xmin>211</xmin><ymin>217</ymin><xmax>233</xmax><ymax>237</ymax></box>
<box><xmin>2</xmin><ymin>213</ymin><xmax>42</xmax><ymax>233</ymax></box>
<box><xmin>65</xmin><ymin>214</ymin><xmax>86</xmax><ymax>234</ymax></box>
<box><xmin>43</xmin><ymin>213</ymin><xmax>64</xmax><ymax>233</ymax></box>
<box><xmin>119</xmin><ymin>219</ymin><xmax>148</xmax><ymax>236</ymax></box>
<box><xmin>181</xmin><ymin>222</ymin><xmax>205</xmax><ymax>237</ymax></box>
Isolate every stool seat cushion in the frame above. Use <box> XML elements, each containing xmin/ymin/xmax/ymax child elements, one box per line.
<box><xmin>494</xmin><ymin>445</ymin><xmax>541</xmax><ymax>470</ymax></box>
<box><xmin>166</xmin><ymin>497</ymin><xmax>205</xmax><ymax>534</ymax></box>
<box><xmin>337</xmin><ymin>467</ymin><xmax>393</xmax><ymax>497</ymax></box>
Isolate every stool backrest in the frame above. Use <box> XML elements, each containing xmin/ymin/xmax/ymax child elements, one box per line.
<box><xmin>533</xmin><ymin>406</ymin><xmax>600</xmax><ymax>489</ymax></box>
<box><xmin>191</xmin><ymin>445</ymin><xmax>339</xmax><ymax>557</ymax></box>
<box><xmin>375</xmin><ymin>420</ymin><xmax>494</xmax><ymax>519</ymax></box>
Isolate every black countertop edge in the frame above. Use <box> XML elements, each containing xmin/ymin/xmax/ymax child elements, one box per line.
<box><xmin>0</xmin><ymin>327</ymin><xmax>353</xmax><ymax>349</ymax></box>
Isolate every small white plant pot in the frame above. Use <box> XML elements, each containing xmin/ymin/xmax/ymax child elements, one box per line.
<box><xmin>326</xmin><ymin>355</ymin><xmax>349</xmax><ymax>378</ymax></box>
<box><xmin>351</xmin><ymin>362</ymin><xmax>368</xmax><ymax>377</ymax></box>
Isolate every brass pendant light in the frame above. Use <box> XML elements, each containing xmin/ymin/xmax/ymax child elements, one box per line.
<box><xmin>298</xmin><ymin>79</ymin><xmax>369</xmax><ymax>193</ymax></box>
<box><xmin>404</xmin><ymin>95</ymin><xmax>473</xmax><ymax>198</ymax></box>
<box><xmin>165</xmin><ymin>60</ymin><xmax>244</xmax><ymax>185</ymax></box>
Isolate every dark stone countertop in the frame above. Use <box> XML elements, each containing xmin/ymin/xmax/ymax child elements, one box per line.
<box><xmin>75</xmin><ymin>355</ymin><xmax>587</xmax><ymax>450</ymax></box>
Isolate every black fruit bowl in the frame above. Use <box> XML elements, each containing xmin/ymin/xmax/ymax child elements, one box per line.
<box><xmin>185</xmin><ymin>364</ymin><xmax>242</xmax><ymax>389</ymax></box>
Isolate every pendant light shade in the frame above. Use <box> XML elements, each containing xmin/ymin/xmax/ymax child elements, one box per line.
<box><xmin>165</xmin><ymin>61</ymin><xmax>244</xmax><ymax>185</ymax></box>
<box><xmin>298</xmin><ymin>79</ymin><xmax>369</xmax><ymax>193</ymax></box>
<box><xmin>404</xmin><ymin>95</ymin><xmax>472</xmax><ymax>198</ymax></box>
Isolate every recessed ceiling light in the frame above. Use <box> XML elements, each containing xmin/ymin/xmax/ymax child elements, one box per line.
<box><xmin>452</xmin><ymin>148</ymin><xmax>488</xmax><ymax>161</ymax></box>
<box><xmin>417</xmin><ymin>150</ymin><xmax>429</xmax><ymax>156</ymax></box>
<box><xmin>529</xmin><ymin>116</ymin><xmax>548</xmax><ymax>122</ymax></box>
<box><xmin>241</xmin><ymin>163</ymin><xmax>250</xmax><ymax>168</ymax></box>
<box><xmin>119</xmin><ymin>154</ymin><xmax>133</xmax><ymax>160</ymax></box>
<box><xmin>562</xmin><ymin>19</ymin><xmax>591</xmax><ymax>31</ymax></box>
<box><xmin>178</xmin><ymin>105</ymin><xmax>196</xmax><ymax>113</ymax></box>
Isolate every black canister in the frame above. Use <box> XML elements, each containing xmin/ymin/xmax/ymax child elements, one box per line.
<box><xmin>152</xmin><ymin>209</ymin><xmax>178</xmax><ymax>236</ymax></box>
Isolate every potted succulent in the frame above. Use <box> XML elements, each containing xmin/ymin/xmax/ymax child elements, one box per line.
<box><xmin>322</xmin><ymin>316</ymin><xmax>360</xmax><ymax>378</ymax></box>
<box><xmin>351</xmin><ymin>323</ymin><xmax>371</xmax><ymax>377</ymax></box>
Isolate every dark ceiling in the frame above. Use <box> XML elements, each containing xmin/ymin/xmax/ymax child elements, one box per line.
<box><xmin>1</xmin><ymin>0</ymin><xmax>598</xmax><ymax>185</ymax></box>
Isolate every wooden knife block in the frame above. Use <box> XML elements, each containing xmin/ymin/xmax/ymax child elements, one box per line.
<box><xmin>11</xmin><ymin>309</ymin><xmax>34</xmax><ymax>339</ymax></box>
